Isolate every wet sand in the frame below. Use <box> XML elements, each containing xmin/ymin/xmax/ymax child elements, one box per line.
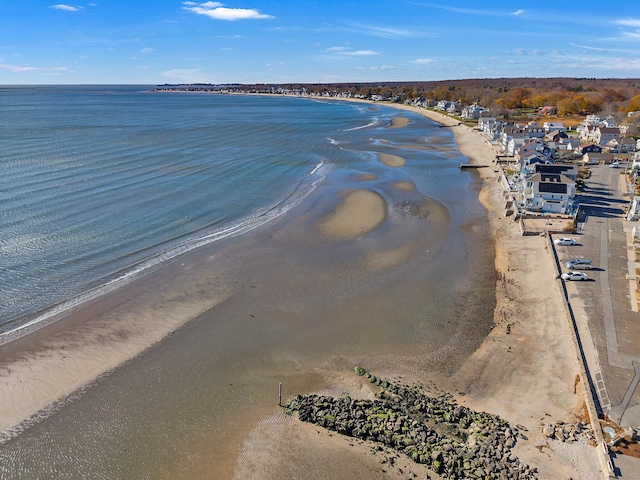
<box><xmin>0</xmin><ymin>99</ymin><xmax>592</xmax><ymax>479</ymax></box>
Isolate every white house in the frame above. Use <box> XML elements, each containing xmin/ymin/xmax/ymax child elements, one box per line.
<box><xmin>462</xmin><ymin>104</ymin><xmax>487</xmax><ymax>119</ymax></box>
<box><xmin>543</xmin><ymin>121</ymin><xmax>566</xmax><ymax>133</ymax></box>
<box><xmin>507</xmin><ymin>137</ymin><xmax>527</xmax><ymax>157</ymax></box>
<box><xmin>523</xmin><ymin>173</ymin><xmax>576</xmax><ymax>214</ymax></box>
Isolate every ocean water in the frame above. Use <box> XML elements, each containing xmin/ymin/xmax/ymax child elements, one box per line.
<box><xmin>0</xmin><ymin>86</ymin><xmax>465</xmax><ymax>339</ymax></box>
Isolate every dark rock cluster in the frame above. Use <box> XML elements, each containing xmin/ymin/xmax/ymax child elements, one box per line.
<box><xmin>285</xmin><ymin>367</ymin><xmax>537</xmax><ymax>479</ymax></box>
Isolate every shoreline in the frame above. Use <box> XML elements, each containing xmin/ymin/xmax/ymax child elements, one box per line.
<box><xmin>0</xmin><ymin>95</ymin><xmax>595</xmax><ymax>478</ymax></box>
<box><xmin>303</xmin><ymin>97</ymin><xmax>597</xmax><ymax>477</ymax></box>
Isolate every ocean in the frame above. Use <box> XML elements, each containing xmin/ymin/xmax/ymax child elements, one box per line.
<box><xmin>1</xmin><ymin>86</ymin><xmax>467</xmax><ymax>338</ymax></box>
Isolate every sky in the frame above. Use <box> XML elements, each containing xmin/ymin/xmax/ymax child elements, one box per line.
<box><xmin>1</xmin><ymin>1</ymin><xmax>640</xmax><ymax>85</ymax></box>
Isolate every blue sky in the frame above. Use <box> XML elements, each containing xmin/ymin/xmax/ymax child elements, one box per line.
<box><xmin>1</xmin><ymin>1</ymin><xmax>640</xmax><ymax>84</ymax></box>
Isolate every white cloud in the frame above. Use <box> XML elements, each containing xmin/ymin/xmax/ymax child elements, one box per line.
<box><xmin>326</xmin><ymin>46</ymin><xmax>349</xmax><ymax>52</ymax></box>
<box><xmin>140</xmin><ymin>47</ymin><xmax>156</xmax><ymax>54</ymax></box>
<box><xmin>356</xmin><ymin>65</ymin><xmax>394</xmax><ymax>71</ymax></box>
<box><xmin>50</xmin><ymin>4</ymin><xmax>79</xmax><ymax>11</ymax></box>
<box><xmin>614</xmin><ymin>18</ymin><xmax>640</xmax><ymax>28</ymax></box>
<box><xmin>511</xmin><ymin>9</ymin><xmax>525</xmax><ymax>16</ymax></box>
<box><xmin>183</xmin><ymin>2</ymin><xmax>273</xmax><ymax>21</ymax></box>
<box><xmin>336</xmin><ymin>50</ymin><xmax>378</xmax><ymax>56</ymax></box>
<box><xmin>413</xmin><ymin>58</ymin><xmax>434</xmax><ymax>64</ymax></box>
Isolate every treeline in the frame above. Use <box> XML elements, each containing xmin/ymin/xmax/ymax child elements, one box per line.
<box><xmin>292</xmin><ymin>78</ymin><xmax>640</xmax><ymax>115</ymax></box>
<box><xmin>224</xmin><ymin>78</ymin><xmax>640</xmax><ymax>116</ymax></box>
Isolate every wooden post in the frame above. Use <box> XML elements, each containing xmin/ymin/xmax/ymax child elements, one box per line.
<box><xmin>279</xmin><ymin>382</ymin><xmax>282</xmax><ymax>406</ymax></box>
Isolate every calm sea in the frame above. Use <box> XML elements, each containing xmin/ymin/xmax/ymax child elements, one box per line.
<box><xmin>1</xmin><ymin>86</ymin><xmax>466</xmax><ymax>339</ymax></box>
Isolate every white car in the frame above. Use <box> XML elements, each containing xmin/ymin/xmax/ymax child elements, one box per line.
<box><xmin>609</xmin><ymin>162</ymin><xmax>620</xmax><ymax>168</ymax></box>
<box><xmin>561</xmin><ymin>271</ymin><xmax>588</xmax><ymax>281</ymax></box>
<box><xmin>554</xmin><ymin>237</ymin><xmax>577</xmax><ymax>246</ymax></box>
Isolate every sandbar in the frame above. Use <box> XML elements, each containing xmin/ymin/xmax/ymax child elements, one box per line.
<box><xmin>376</xmin><ymin>152</ymin><xmax>406</xmax><ymax>167</ymax></box>
<box><xmin>388</xmin><ymin>116</ymin><xmax>409</xmax><ymax>128</ymax></box>
<box><xmin>318</xmin><ymin>189</ymin><xmax>386</xmax><ymax>239</ymax></box>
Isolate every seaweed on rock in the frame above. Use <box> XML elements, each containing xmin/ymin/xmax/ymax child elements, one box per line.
<box><xmin>285</xmin><ymin>368</ymin><xmax>537</xmax><ymax>480</ymax></box>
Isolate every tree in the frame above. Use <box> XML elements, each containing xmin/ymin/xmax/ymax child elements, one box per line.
<box><xmin>625</xmin><ymin>95</ymin><xmax>640</xmax><ymax>114</ymax></box>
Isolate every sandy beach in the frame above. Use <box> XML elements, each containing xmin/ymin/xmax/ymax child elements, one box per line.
<box><xmin>0</xmin><ymin>98</ymin><xmax>598</xmax><ymax>479</ymax></box>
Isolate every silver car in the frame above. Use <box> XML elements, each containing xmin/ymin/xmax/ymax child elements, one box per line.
<box><xmin>565</xmin><ymin>259</ymin><xmax>593</xmax><ymax>270</ymax></box>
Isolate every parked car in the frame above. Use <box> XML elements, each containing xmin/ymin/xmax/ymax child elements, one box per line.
<box><xmin>554</xmin><ymin>237</ymin><xmax>577</xmax><ymax>246</ymax></box>
<box><xmin>610</xmin><ymin>162</ymin><xmax>620</xmax><ymax>168</ymax></box>
<box><xmin>561</xmin><ymin>271</ymin><xmax>588</xmax><ymax>281</ymax></box>
<box><xmin>566</xmin><ymin>259</ymin><xmax>593</xmax><ymax>270</ymax></box>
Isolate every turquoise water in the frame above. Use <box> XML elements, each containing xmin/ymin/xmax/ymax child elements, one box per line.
<box><xmin>0</xmin><ymin>87</ymin><xmax>465</xmax><ymax>337</ymax></box>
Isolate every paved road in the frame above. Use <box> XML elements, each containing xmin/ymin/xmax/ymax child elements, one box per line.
<box><xmin>561</xmin><ymin>163</ymin><xmax>640</xmax><ymax>428</ymax></box>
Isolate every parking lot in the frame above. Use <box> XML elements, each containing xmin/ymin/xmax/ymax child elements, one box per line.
<box><xmin>556</xmin><ymin>163</ymin><xmax>640</xmax><ymax>428</ymax></box>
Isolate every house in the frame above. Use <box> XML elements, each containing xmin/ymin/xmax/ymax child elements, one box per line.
<box><xmin>535</xmin><ymin>163</ymin><xmax>579</xmax><ymax>181</ymax></box>
<box><xmin>524</xmin><ymin>173</ymin><xmax>576</xmax><ymax>214</ymax></box>
<box><xmin>583</xmin><ymin>152</ymin><xmax>614</xmax><ymax>165</ymax></box>
<box><xmin>500</xmin><ymin>127</ymin><xmax>524</xmax><ymax>154</ymax></box>
<box><xmin>538</xmin><ymin>105</ymin><xmax>557</xmax><ymax>115</ymax></box>
<box><xmin>462</xmin><ymin>104</ymin><xmax>487</xmax><ymax>119</ymax></box>
<box><xmin>544</xmin><ymin>130</ymin><xmax>568</xmax><ymax>143</ymax></box>
<box><xmin>519</xmin><ymin>152</ymin><xmax>549</xmax><ymax>173</ymax></box>
<box><xmin>593</xmin><ymin>126</ymin><xmax>621</xmax><ymax>146</ymax></box>
<box><xmin>435</xmin><ymin>100</ymin><xmax>452</xmax><ymax>111</ymax></box>
<box><xmin>521</xmin><ymin>121</ymin><xmax>546</xmax><ymax>139</ymax></box>
<box><xmin>578</xmin><ymin>143</ymin><xmax>603</xmax><ymax>155</ymax></box>
<box><xmin>507</xmin><ymin>137</ymin><xmax>527</xmax><ymax>157</ymax></box>
<box><xmin>605</xmin><ymin>137</ymin><xmax>636</xmax><ymax>153</ymax></box>
<box><xmin>560</xmin><ymin>138</ymin><xmax>583</xmax><ymax>152</ymax></box>
<box><xmin>543</xmin><ymin>122</ymin><xmax>566</xmax><ymax>133</ymax></box>
<box><xmin>478</xmin><ymin>117</ymin><xmax>496</xmax><ymax>129</ymax></box>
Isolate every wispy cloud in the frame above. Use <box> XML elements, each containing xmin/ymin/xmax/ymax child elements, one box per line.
<box><xmin>511</xmin><ymin>9</ymin><xmax>525</xmax><ymax>16</ymax></box>
<box><xmin>140</xmin><ymin>47</ymin><xmax>156</xmax><ymax>54</ymax></box>
<box><xmin>613</xmin><ymin>18</ymin><xmax>640</xmax><ymax>28</ymax></box>
<box><xmin>182</xmin><ymin>2</ymin><xmax>274</xmax><ymax>21</ymax></box>
<box><xmin>412</xmin><ymin>58</ymin><xmax>434</xmax><ymax>64</ymax></box>
<box><xmin>0</xmin><ymin>63</ymin><xmax>70</xmax><ymax>73</ymax></box>
<box><xmin>336</xmin><ymin>50</ymin><xmax>378</xmax><ymax>56</ymax></box>
<box><xmin>343</xmin><ymin>21</ymin><xmax>429</xmax><ymax>39</ymax></box>
<box><xmin>571</xmin><ymin>43</ymin><xmax>640</xmax><ymax>54</ymax></box>
<box><xmin>414</xmin><ymin>3</ymin><xmax>504</xmax><ymax>16</ymax></box>
<box><xmin>50</xmin><ymin>4</ymin><xmax>80</xmax><ymax>12</ymax></box>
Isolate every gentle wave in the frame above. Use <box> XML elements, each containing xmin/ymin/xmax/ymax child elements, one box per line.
<box><xmin>0</xmin><ymin>160</ymin><xmax>329</xmax><ymax>344</ymax></box>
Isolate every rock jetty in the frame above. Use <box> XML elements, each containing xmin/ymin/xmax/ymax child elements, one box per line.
<box><xmin>285</xmin><ymin>367</ymin><xmax>537</xmax><ymax>479</ymax></box>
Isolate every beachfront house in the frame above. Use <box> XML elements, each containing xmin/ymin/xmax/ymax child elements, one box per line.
<box><xmin>523</xmin><ymin>173</ymin><xmax>576</xmax><ymax>214</ymax></box>
<box><xmin>462</xmin><ymin>104</ymin><xmax>487</xmax><ymax>119</ymax></box>
<box><xmin>535</xmin><ymin>163</ymin><xmax>579</xmax><ymax>181</ymax></box>
<box><xmin>507</xmin><ymin>137</ymin><xmax>527</xmax><ymax>157</ymax></box>
<box><xmin>519</xmin><ymin>152</ymin><xmax>549</xmax><ymax>174</ymax></box>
